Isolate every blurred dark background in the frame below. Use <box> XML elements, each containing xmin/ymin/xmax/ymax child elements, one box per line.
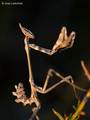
<box><xmin>0</xmin><ymin>0</ymin><xmax>90</xmax><ymax>120</ymax></box>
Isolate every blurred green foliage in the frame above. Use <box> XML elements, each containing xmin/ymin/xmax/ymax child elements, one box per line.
<box><xmin>53</xmin><ymin>90</ymin><xmax>90</xmax><ymax>120</ymax></box>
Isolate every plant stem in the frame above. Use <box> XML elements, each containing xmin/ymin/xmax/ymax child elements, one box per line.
<box><xmin>70</xmin><ymin>89</ymin><xmax>90</xmax><ymax>120</ymax></box>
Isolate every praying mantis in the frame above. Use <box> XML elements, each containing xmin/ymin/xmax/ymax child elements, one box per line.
<box><xmin>12</xmin><ymin>23</ymin><xmax>87</xmax><ymax>120</ymax></box>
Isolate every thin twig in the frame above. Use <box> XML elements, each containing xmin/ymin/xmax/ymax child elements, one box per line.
<box><xmin>81</xmin><ymin>60</ymin><xmax>90</xmax><ymax>82</ymax></box>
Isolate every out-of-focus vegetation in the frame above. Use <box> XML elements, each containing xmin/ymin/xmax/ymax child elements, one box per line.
<box><xmin>53</xmin><ymin>90</ymin><xmax>90</xmax><ymax>120</ymax></box>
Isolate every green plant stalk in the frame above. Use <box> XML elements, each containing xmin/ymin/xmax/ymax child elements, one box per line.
<box><xmin>52</xmin><ymin>109</ymin><xmax>64</xmax><ymax>120</ymax></box>
<box><xmin>70</xmin><ymin>89</ymin><xmax>90</xmax><ymax>120</ymax></box>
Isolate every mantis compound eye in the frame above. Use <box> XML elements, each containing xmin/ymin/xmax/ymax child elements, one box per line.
<box><xmin>19</xmin><ymin>23</ymin><xmax>35</xmax><ymax>39</ymax></box>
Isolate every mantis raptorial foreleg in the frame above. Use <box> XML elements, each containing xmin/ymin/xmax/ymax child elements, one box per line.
<box><xmin>27</xmin><ymin>26</ymin><xmax>75</xmax><ymax>55</ymax></box>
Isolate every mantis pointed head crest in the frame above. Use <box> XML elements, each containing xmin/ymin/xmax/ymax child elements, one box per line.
<box><xmin>19</xmin><ymin>23</ymin><xmax>35</xmax><ymax>39</ymax></box>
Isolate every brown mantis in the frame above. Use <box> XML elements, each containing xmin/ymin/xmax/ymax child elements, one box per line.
<box><xmin>12</xmin><ymin>23</ymin><xmax>87</xmax><ymax>120</ymax></box>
